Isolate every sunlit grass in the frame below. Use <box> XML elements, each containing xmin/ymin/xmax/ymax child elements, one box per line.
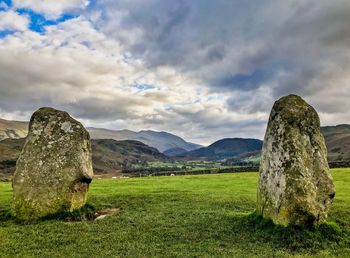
<box><xmin>0</xmin><ymin>169</ymin><xmax>349</xmax><ymax>257</ymax></box>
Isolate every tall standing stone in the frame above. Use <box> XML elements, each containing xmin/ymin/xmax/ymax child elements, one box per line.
<box><xmin>12</xmin><ymin>107</ymin><xmax>93</xmax><ymax>220</ymax></box>
<box><xmin>257</xmin><ymin>95</ymin><xmax>335</xmax><ymax>227</ymax></box>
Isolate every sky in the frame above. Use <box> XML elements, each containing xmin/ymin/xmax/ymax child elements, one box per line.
<box><xmin>0</xmin><ymin>0</ymin><xmax>349</xmax><ymax>145</ymax></box>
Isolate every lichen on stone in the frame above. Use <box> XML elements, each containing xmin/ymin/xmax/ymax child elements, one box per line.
<box><xmin>257</xmin><ymin>95</ymin><xmax>335</xmax><ymax>227</ymax></box>
<box><xmin>12</xmin><ymin>107</ymin><xmax>93</xmax><ymax>220</ymax></box>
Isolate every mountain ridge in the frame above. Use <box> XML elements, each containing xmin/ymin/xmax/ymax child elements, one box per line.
<box><xmin>0</xmin><ymin>118</ymin><xmax>28</xmax><ymax>141</ymax></box>
<box><xmin>0</xmin><ymin>138</ymin><xmax>169</xmax><ymax>179</ymax></box>
<box><xmin>91</xmin><ymin>139</ymin><xmax>168</xmax><ymax>174</ymax></box>
<box><xmin>1</xmin><ymin>118</ymin><xmax>350</xmax><ymax>161</ymax></box>
<box><xmin>0</xmin><ymin>118</ymin><xmax>202</xmax><ymax>153</ymax></box>
<box><xmin>180</xmin><ymin>138</ymin><xmax>263</xmax><ymax>160</ymax></box>
<box><xmin>88</xmin><ymin>127</ymin><xmax>202</xmax><ymax>152</ymax></box>
<box><xmin>321</xmin><ymin>124</ymin><xmax>350</xmax><ymax>161</ymax></box>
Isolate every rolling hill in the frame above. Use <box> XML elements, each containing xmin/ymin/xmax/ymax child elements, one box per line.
<box><xmin>88</xmin><ymin>128</ymin><xmax>137</xmax><ymax>141</ymax></box>
<box><xmin>180</xmin><ymin>125</ymin><xmax>350</xmax><ymax>161</ymax></box>
<box><xmin>0</xmin><ymin>119</ymin><xmax>202</xmax><ymax>153</ymax></box>
<box><xmin>0</xmin><ymin>138</ymin><xmax>26</xmax><ymax>180</ymax></box>
<box><xmin>0</xmin><ymin>118</ymin><xmax>28</xmax><ymax>141</ymax></box>
<box><xmin>163</xmin><ymin>147</ymin><xmax>188</xmax><ymax>156</ymax></box>
<box><xmin>91</xmin><ymin>139</ymin><xmax>168</xmax><ymax>174</ymax></box>
<box><xmin>89</xmin><ymin>128</ymin><xmax>202</xmax><ymax>152</ymax></box>
<box><xmin>133</xmin><ymin>130</ymin><xmax>202</xmax><ymax>152</ymax></box>
<box><xmin>0</xmin><ymin>138</ymin><xmax>168</xmax><ymax>179</ymax></box>
<box><xmin>321</xmin><ymin>124</ymin><xmax>350</xmax><ymax>161</ymax></box>
<box><xmin>1</xmin><ymin>117</ymin><xmax>350</xmax><ymax>162</ymax></box>
<box><xmin>180</xmin><ymin>138</ymin><xmax>263</xmax><ymax>160</ymax></box>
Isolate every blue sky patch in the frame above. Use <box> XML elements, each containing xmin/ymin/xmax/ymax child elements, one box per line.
<box><xmin>16</xmin><ymin>8</ymin><xmax>77</xmax><ymax>33</ymax></box>
<box><xmin>0</xmin><ymin>0</ymin><xmax>11</xmax><ymax>10</ymax></box>
<box><xmin>0</xmin><ymin>29</ymin><xmax>16</xmax><ymax>38</ymax></box>
<box><xmin>133</xmin><ymin>84</ymin><xmax>157</xmax><ymax>91</ymax></box>
<box><xmin>0</xmin><ymin>0</ymin><xmax>78</xmax><ymax>33</ymax></box>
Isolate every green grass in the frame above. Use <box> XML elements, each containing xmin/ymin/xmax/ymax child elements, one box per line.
<box><xmin>0</xmin><ymin>169</ymin><xmax>350</xmax><ymax>257</ymax></box>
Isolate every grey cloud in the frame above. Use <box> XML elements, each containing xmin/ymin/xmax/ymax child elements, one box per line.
<box><xmin>94</xmin><ymin>0</ymin><xmax>350</xmax><ymax>115</ymax></box>
<box><xmin>1</xmin><ymin>1</ymin><xmax>350</xmax><ymax>145</ymax></box>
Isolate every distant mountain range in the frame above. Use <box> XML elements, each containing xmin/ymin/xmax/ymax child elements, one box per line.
<box><xmin>0</xmin><ymin>138</ymin><xmax>25</xmax><ymax>179</ymax></box>
<box><xmin>179</xmin><ymin>138</ymin><xmax>263</xmax><ymax>160</ymax></box>
<box><xmin>0</xmin><ymin>138</ymin><xmax>168</xmax><ymax>179</ymax></box>
<box><xmin>321</xmin><ymin>124</ymin><xmax>350</xmax><ymax>161</ymax></box>
<box><xmin>163</xmin><ymin>147</ymin><xmax>188</xmax><ymax>156</ymax></box>
<box><xmin>88</xmin><ymin>127</ymin><xmax>202</xmax><ymax>152</ymax></box>
<box><xmin>91</xmin><ymin>139</ymin><xmax>168</xmax><ymax>174</ymax></box>
<box><xmin>0</xmin><ymin>118</ymin><xmax>202</xmax><ymax>153</ymax></box>
<box><xmin>1</xmin><ymin>118</ymin><xmax>350</xmax><ymax>163</ymax></box>
<box><xmin>0</xmin><ymin>118</ymin><xmax>27</xmax><ymax>141</ymax></box>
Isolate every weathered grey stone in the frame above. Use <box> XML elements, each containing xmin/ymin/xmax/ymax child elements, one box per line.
<box><xmin>12</xmin><ymin>107</ymin><xmax>93</xmax><ymax>220</ymax></box>
<box><xmin>257</xmin><ymin>95</ymin><xmax>335</xmax><ymax>227</ymax></box>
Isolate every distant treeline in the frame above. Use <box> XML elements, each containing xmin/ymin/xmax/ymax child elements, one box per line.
<box><xmin>1</xmin><ymin>159</ymin><xmax>349</xmax><ymax>181</ymax></box>
<box><xmin>328</xmin><ymin>160</ymin><xmax>350</xmax><ymax>168</ymax></box>
<box><xmin>123</xmin><ymin>166</ymin><xmax>183</xmax><ymax>174</ymax></box>
<box><xmin>124</xmin><ymin>161</ymin><xmax>350</xmax><ymax>178</ymax></box>
<box><xmin>0</xmin><ymin>159</ymin><xmax>16</xmax><ymax>174</ymax></box>
<box><xmin>125</xmin><ymin>166</ymin><xmax>260</xmax><ymax>177</ymax></box>
<box><xmin>223</xmin><ymin>160</ymin><xmax>350</xmax><ymax>169</ymax></box>
<box><xmin>221</xmin><ymin>160</ymin><xmax>259</xmax><ymax>167</ymax></box>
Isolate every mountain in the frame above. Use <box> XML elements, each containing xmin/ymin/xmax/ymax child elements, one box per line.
<box><xmin>0</xmin><ymin>138</ymin><xmax>168</xmax><ymax>179</ymax></box>
<box><xmin>321</xmin><ymin>124</ymin><xmax>350</xmax><ymax>161</ymax></box>
<box><xmin>163</xmin><ymin>147</ymin><xmax>188</xmax><ymax>156</ymax></box>
<box><xmin>180</xmin><ymin>138</ymin><xmax>263</xmax><ymax>160</ymax></box>
<box><xmin>91</xmin><ymin>139</ymin><xmax>168</xmax><ymax>174</ymax></box>
<box><xmin>0</xmin><ymin>138</ymin><xmax>26</xmax><ymax>180</ymax></box>
<box><xmin>133</xmin><ymin>130</ymin><xmax>201</xmax><ymax>152</ymax></box>
<box><xmin>88</xmin><ymin>128</ymin><xmax>202</xmax><ymax>152</ymax></box>
<box><xmin>88</xmin><ymin>128</ymin><xmax>137</xmax><ymax>141</ymax></box>
<box><xmin>181</xmin><ymin>125</ymin><xmax>350</xmax><ymax>161</ymax></box>
<box><xmin>0</xmin><ymin>118</ymin><xmax>28</xmax><ymax>141</ymax></box>
<box><xmin>0</xmin><ymin>118</ymin><xmax>202</xmax><ymax>153</ymax></box>
<box><xmin>2</xmin><ymin>118</ymin><xmax>350</xmax><ymax>161</ymax></box>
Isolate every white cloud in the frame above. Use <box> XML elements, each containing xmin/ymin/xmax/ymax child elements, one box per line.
<box><xmin>0</xmin><ymin>14</ymin><xmax>269</xmax><ymax>144</ymax></box>
<box><xmin>12</xmin><ymin>0</ymin><xmax>90</xmax><ymax>19</ymax></box>
<box><xmin>0</xmin><ymin>10</ymin><xmax>28</xmax><ymax>31</ymax></box>
<box><xmin>90</xmin><ymin>0</ymin><xmax>350</xmax><ymax>135</ymax></box>
<box><xmin>0</xmin><ymin>17</ymin><xmax>211</xmax><ymax>140</ymax></box>
<box><xmin>1</xmin><ymin>1</ymin><xmax>350</xmax><ymax>144</ymax></box>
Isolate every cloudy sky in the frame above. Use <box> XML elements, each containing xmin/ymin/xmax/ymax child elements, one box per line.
<box><xmin>0</xmin><ymin>0</ymin><xmax>349</xmax><ymax>145</ymax></box>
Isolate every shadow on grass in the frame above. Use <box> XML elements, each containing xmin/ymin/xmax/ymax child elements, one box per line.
<box><xmin>0</xmin><ymin>203</ymin><xmax>97</xmax><ymax>224</ymax></box>
<box><xmin>0</xmin><ymin>194</ymin><xmax>348</xmax><ymax>254</ymax></box>
<box><xmin>231</xmin><ymin>212</ymin><xmax>346</xmax><ymax>252</ymax></box>
<box><xmin>0</xmin><ymin>208</ymin><xmax>12</xmax><ymax>222</ymax></box>
<box><xmin>42</xmin><ymin>203</ymin><xmax>97</xmax><ymax>222</ymax></box>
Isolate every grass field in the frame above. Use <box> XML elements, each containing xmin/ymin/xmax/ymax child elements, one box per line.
<box><xmin>0</xmin><ymin>169</ymin><xmax>349</xmax><ymax>257</ymax></box>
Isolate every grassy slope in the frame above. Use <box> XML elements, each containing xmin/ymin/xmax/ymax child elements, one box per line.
<box><xmin>0</xmin><ymin>169</ymin><xmax>349</xmax><ymax>258</ymax></box>
<box><xmin>0</xmin><ymin>138</ymin><xmax>168</xmax><ymax>177</ymax></box>
<box><xmin>0</xmin><ymin>138</ymin><xmax>25</xmax><ymax>161</ymax></box>
<box><xmin>322</xmin><ymin>125</ymin><xmax>350</xmax><ymax>161</ymax></box>
<box><xmin>0</xmin><ymin>119</ymin><xmax>28</xmax><ymax>141</ymax></box>
<box><xmin>91</xmin><ymin>139</ymin><xmax>168</xmax><ymax>174</ymax></box>
<box><xmin>182</xmin><ymin>138</ymin><xmax>263</xmax><ymax>160</ymax></box>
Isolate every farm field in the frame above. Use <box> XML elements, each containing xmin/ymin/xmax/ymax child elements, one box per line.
<box><xmin>0</xmin><ymin>169</ymin><xmax>349</xmax><ymax>257</ymax></box>
<box><xmin>130</xmin><ymin>160</ymin><xmax>232</xmax><ymax>171</ymax></box>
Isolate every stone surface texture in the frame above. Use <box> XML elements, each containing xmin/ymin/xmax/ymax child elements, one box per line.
<box><xmin>12</xmin><ymin>107</ymin><xmax>93</xmax><ymax>220</ymax></box>
<box><xmin>257</xmin><ymin>95</ymin><xmax>335</xmax><ymax>227</ymax></box>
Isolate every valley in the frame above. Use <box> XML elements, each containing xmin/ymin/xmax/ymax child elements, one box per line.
<box><xmin>1</xmin><ymin>118</ymin><xmax>350</xmax><ymax>181</ymax></box>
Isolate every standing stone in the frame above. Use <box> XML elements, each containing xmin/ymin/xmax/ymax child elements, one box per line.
<box><xmin>257</xmin><ymin>95</ymin><xmax>335</xmax><ymax>227</ymax></box>
<box><xmin>12</xmin><ymin>107</ymin><xmax>93</xmax><ymax>220</ymax></box>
